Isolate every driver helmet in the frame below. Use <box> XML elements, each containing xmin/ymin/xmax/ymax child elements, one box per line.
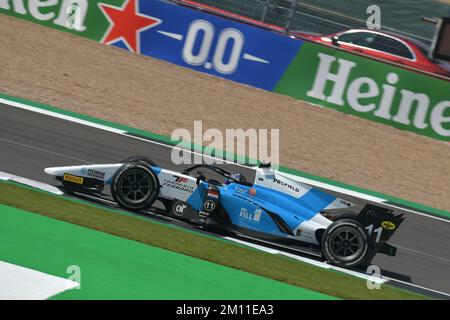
<box><xmin>224</xmin><ymin>173</ymin><xmax>242</xmax><ymax>185</ymax></box>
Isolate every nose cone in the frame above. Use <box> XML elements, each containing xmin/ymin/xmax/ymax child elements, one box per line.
<box><xmin>44</xmin><ymin>167</ymin><xmax>59</xmax><ymax>175</ymax></box>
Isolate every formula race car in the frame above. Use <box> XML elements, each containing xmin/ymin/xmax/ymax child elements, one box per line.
<box><xmin>45</xmin><ymin>156</ymin><xmax>404</xmax><ymax>268</ymax></box>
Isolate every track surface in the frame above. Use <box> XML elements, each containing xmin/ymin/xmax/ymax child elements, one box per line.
<box><xmin>1</xmin><ymin>104</ymin><xmax>449</xmax><ymax>296</ymax></box>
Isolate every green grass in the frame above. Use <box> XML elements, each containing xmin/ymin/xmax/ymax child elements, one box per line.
<box><xmin>0</xmin><ymin>204</ymin><xmax>334</xmax><ymax>299</ymax></box>
<box><xmin>0</xmin><ymin>181</ymin><xmax>426</xmax><ymax>299</ymax></box>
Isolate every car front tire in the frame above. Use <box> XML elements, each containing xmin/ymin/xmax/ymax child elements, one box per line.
<box><xmin>111</xmin><ymin>163</ymin><xmax>159</xmax><ymax>211</ymax></box>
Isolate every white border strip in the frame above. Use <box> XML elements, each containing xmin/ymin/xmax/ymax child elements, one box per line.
<box><xmin>383</xmin><ymin>203</ymin><xmax>450</xmax><ymax>224</ymax></box>
<box><xmin>224</xmin><ymin>237</ymin><xmax>450</xmax><ymax>297</ymax></box>
<box><xmin>0</xmin><ymin>171</ymin><xmax>63</xmax><ymax>195</ymax></box>
<box><xmin>224</xmin><ymin>237</ymin><xmax>387</xmax><ymax>284</ymax></box>
<box><xmin>0</xmin><ymin>98</ymin><xmax>126</xmax><ymax>134</ymax></box>
<box><xmin>280</xmin><ymin>172</ymin><xmax>385</xmax><ymax>203</ymax></box>
<box><xmin>0</xmin><ymin>261</ymin><xmax>78</xmax><ymax>300</ymax></box>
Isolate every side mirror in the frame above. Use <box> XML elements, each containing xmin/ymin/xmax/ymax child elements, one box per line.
<box><xmin>195</xmin><ymin>171</ymin><xmax>205</xmax><ymax>185</ymax></box>
<box><xmin>331</xmin><ymin>35</ymin><xmax>339</xmax><ymax>46</ymax></box>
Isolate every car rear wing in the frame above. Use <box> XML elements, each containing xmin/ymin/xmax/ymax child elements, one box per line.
<box><xmin>357</xmin><ymin>204</ymin><xmax>405</xmax><ymax>244</ymax></box>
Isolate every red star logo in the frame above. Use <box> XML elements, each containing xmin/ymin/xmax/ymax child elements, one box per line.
<box><xmin>98</xmin><ymin>0</ymin><xmax>161</xmax><ymax>53</ymax></box>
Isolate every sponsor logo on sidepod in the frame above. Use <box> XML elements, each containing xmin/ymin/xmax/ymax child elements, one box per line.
<box><xmin>235</xmin><ymin>186</ymin><xmax>257</xmax><ymax>196</ymax></box>
<box><xmin>162</xmin><ymin>176</ymin><xmax>194</xmax><ymax>193</ymax></box>
<box><xmin>273</xmin><ymin>178</ymin><xmax>300</xmax><ymax>193</ymax></box>
<box><xmin>173</xmin><ymin>203</ymin><xmax>187</xmax><ymax>216</ymax></box>
<box><xmin>81</xmin><ymin>168</ymin><xmax>106</xmax><ymax>180</ymax></box>
<box><xmin>239</xmin><ymin>208</ymin><xmax>262</xmax><ymax>223</ymax></box>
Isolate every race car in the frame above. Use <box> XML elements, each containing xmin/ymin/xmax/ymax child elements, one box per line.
<box><xmin>44</xmin><ymin>156</ymin><xmax>404</xmax><ymax>268</ymax></box>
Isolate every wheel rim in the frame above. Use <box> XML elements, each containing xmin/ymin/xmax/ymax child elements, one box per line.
<box><xmin>117</xmin><ymin>169</ymin><xmax>153</xmax><ymax>204</ymax></box>
<box><xmin>328</xmin><ymin>226</ymin><xmax>364</xmax><ymax>262</ymax></box>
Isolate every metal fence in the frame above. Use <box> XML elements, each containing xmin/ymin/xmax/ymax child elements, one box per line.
<box><xmin>187</xmin><ymin>0</ymin><xmax>450</xmax><ymax>44</ymax></box>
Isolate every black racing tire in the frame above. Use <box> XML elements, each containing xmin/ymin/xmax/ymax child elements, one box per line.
<box><xmin>121</xmin><ymin>156</ymin><xmax>157</xmax><ymax>167</ymax></box>
<box><xmin>321</xmin><ymin>219</ymin><xmax>370</xmax><ymax>268</ymax></box>
<box><xmin>111</xmin><ymin>163</ymin><xmax>159</xmax><ymax>211</ymax></box>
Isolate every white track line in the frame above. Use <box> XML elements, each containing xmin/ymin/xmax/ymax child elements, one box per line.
<box><xmin>280</xmin><ymin>172</ymin><xmax>385</xmax><ymax>203</ymax></box>
<box><xmin>395</xmin><ymin>244</ymin><xmax>450</xmax><ymax>264</ymax></box>
<box><xmin>0</xmin><ymin>98</ymin><xmax>126</xmax><ymax>134</ymax></box>
<box><xmin>1</xmin><ymin>97</ymin><xmax>448</xmax><ymax>223</ymax></box>
<box><xmin>0</xmin><ymin>261</ymin><xmax>78</xmax><ymax>300</ymax></box>
<box><xmin>382</xmin><ymin>275</ymin><xmax>450</xmax><ymax>297</ymax></box>
<box><xmin>225</xmin><ymin>237</ymin><xmax>450</xmax><ymax>297</ymax></box>
<box><xmin>224</xmin><ymin>237</ymin><xmax>387</xmax><ymax>284</ymax></box>
<box><xmin>0</xmin><ymin>137</ymin><xmax>92</xmax><ymax>164</ymax></box>
<box><xmin>0</xmin><ymin>171</ymin><xmax>63</xmax><ymax>195</ymax></box>
<box><xmin>383</xmin><ymin>203</ymin><xmax>450</xmax><ymax>224</ymax></box>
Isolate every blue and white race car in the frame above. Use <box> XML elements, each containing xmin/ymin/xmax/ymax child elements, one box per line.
<box><xmin>45</xmin><ymin>156</ymin><xmax>404</xmax><ymax>268</ymax></box>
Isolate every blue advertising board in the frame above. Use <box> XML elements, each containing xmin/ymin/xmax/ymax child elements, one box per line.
<box><xmin>108</xmin><ymin>0</ymin><xmax>304</xmax><ymax>90</ymax></box>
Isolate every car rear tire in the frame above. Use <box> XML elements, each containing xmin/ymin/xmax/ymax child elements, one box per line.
<box><xmin>111</xmin><ymin>163</ymin><xmax>159</xmax><ymax>211</ymax></box>
<box><xmin>322</xmin><ymin>219</ymin><xmax>369</xmax><ymax>268</ymax></box>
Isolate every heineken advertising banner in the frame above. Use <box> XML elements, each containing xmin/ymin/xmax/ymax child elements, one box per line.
<box><xmin>1</xmin><ymin>0</ymin><xmax>449</xmax><ymax>141</ymax></box>
<box><xmin>0</xmin><ymin>0</ymin><xmax>302</xmax><ymax>90</ymax></box>
<box><xmin>275</xmin><ymin>43</ymin><xmax>450</xmax><ymax>141</ymax></box>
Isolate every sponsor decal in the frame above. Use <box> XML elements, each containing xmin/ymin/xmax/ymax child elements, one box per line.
<box><xmin>207</xmin><ymin>188</ymin><xmax>219</xmax><ymax>199</ymax></box>
<box><xmin>234</xmin><ymin>186</ymin><xmax>257</xmax><ymax>196</ymax></box>
<box><xmin>173</xmin><ymin>203</ymin><xmax>187</xmax><ymax>216</ymax></box>
<box><xmin>253</xmin><ymin>208</ymin><xmax>262</xmax><ymax>221</ymax></box>
<box><xmin>305</xmin><ymin>53</ymin><xmax>450</xmax><ymax>138</ymax></box>
<box><xmin>235</xmin><ymin>186</ymin><xmax>249</xmax><ymax>194</ymax></box>
<box><xmin>339</xmin><ymin>199</ymin><xmax>352</xmax><ymax>207</ymax></box>
<box><xmin>81</xmin><ymin>168</ymin><xmax>106</xmax><ymax>180</ymax></box>
<box><xmin>0</xmin><ymin>0</ymin><xmax>89</xmax><ymax>31</ymax></box>
<box><xmin>174</xmin><ymin>176</ymin><xmax>189</xmax><ymax>183</ymax></box>
<box><xmin>161</xmin><ymin>175</ymin><xmax>194</xmax><ymax>193</ymax></box>
<box><xmin>100</xmin><ymin>0</ymin><xmax>301</xmax><ymax>90</ymax></box>
<box><xmin>198</xmin><ymin>210</ymin><xmax>210</xmax><ymax>218</ymax></box>
<box><xmin>204</xmin><ymin>200</ymin><xmax>216</xmax><ymax>212</ymax></box>
<box><xmin>276</xmin><ymin>43</ymin><xmax>450</xmax><ymax>141</ymax></box>
<box><xmin>1</xmin><ymin>0</ymin><xmax>302</xmax><ymax>90</ymax></box>
<box><xmin>239</xmin><ymin>207</ymin><xmax>263</xmax><ymax>223</ymax></box>
<box><xmin>273</xmin><ymin>178</ymin><xmax>300</xmax><ymax>193</ymax></box>
<box><xmin>63</xmin><ymin>173</ymin><xmax>84</xmax><ymax>185</ymax></box>
<box><xmin>381</xmin><ymin>220</ymin><xmax>396</xmax><ymax>230</ymax></box>
<box><xmin>98</xmin><ymin>0</ymin><xmax>161</xmax><ymax>54</ymax></box>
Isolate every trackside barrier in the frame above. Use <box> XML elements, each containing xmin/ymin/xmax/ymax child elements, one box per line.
<box><xmin>0</xmin><ymin>0</ymin><xmax>449</xmax><ymax>141</ymax></box>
